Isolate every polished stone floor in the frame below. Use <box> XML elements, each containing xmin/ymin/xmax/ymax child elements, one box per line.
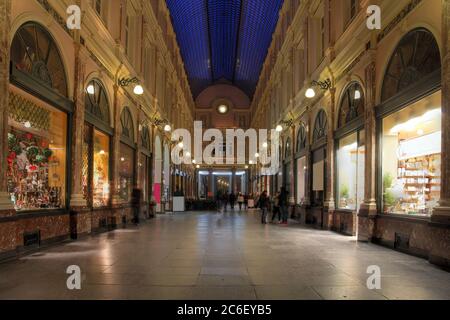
<box><xmin>0</xmin><ymin>210</ymin><xmax>449</xmax><ymax>300</ymax></box>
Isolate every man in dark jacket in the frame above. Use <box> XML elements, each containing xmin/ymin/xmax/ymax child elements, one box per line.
<box><xmin>131</xmin><ymin>188</ymin><xmax>142</xmax><ymax>225</ymax></box>
<box><xmin>279</xmin><ymin>186</ymin><xmax>289</xmax><ymax>225</ymax></box>
<box><xmin>258</xmin><ymin>191</ymin><xmax>270</xmax><ymax>224</ymax></box>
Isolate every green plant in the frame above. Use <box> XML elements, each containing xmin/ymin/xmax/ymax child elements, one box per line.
<box><xmin>340</xmin><ymin>184</ymin><xmax>349</xmax><ymax>198</ymax></box>
<box><xmin>383</xmin><ymin>173</ymin><xmax>396</xmax><ymax>207</ymax></box>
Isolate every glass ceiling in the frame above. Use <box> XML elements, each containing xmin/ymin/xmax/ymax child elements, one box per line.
<box><xmin>166</xmin><ymin>0</ymin><xmax>284</xmax><ymax>99</ymax></box>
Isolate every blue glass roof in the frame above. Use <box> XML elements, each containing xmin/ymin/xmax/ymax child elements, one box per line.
<box><xmin>166</xmin><ymin>0</ymin><xmax>283</xmax><ymax>99</ymax></box>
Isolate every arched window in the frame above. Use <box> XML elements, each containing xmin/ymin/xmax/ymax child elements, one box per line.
<box><xmin>381</xmin><ymin>28</ymin><xmax>441</xmax><ymax>102</ymax></box>
<box><xmin>10</xmin><ymin>22</ymin><xmax>68</xmax><ymax>97</ymax></box>
<box><xmin>313</xmin><ymin>109</ymin><xmax>327</xmax><ymax>143</ymax></box>
<box><xmin>338</xmin><ymin>82</ymin><xmax>364</xmax><ymax>127</ymax></box>
<box><xmin>85</xmin><ymin>79</ymin><xmax>110</xmax><ymax>125</ymax></box>
<box><xmin>141</xmin><ymin>125</ymin><xmax>151</xmax><ymax>150</ymax></box>
<box><xmin>285</xmin><ymin>138</ymin><xmax>291</xmax><ymax>159</ymax></box>
<box><xmin>296</xmin><ymin>125</ymin><xmax>307</xmax><ymax>152</ymax></box>
<box><xmin>120</xmin><ymin>107</ymin><xmax>135</xmax><ymax>142</ymax></box>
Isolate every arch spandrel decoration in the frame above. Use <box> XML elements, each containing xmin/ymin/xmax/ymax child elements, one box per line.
<box><xmin>10</xmin><ymin>22</ymin><xmax>68</xmax><ymax>97</ymax></box>
<box><xmin>296</xmin><ymin>125</ymin><xmax>307</xmax><ymax>153</ymax></box>
<box><xmin>381</xmin><ymin>28</ymin><xmax>441</xmax><ymax>102</ymax></box>
<box><xmin>120</xmin><ymin>107</ymin><xmax>135</xmax><ymax>143</ymax></box>
<box><xmin>313</xmin><ymin>109</ymin><xmax>328</xmax><ymax>143</ymax></box>
<box><xmin>85</xmin><ymin>79</ymin><xmax>110</xmax><ymax>126</ymax></box>
<box><xmin>338</xmin><ymin>82</ymin><xmax>365</xmax><ymax>128</ymax></box>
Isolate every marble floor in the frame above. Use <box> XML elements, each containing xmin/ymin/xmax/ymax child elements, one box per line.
<box><xmin>0</xmin><ymin>210</ymin><xmax>449</xmax><ymax>300</ymax></box>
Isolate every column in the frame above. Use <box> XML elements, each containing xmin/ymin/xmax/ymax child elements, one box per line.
<box><xmin>111</xmin><ymin>85</ymin><xmax>122</xmax><ymax>207</ymax></box>
<box><xmin>208</xmin><ymin>169</ymin><xmax>213</xmax><ymax>199</ymax></box>
<box><xmin>0</xmin><ymin>0</ymin><xmax>13</xmax><ymax>214</ymax></box>
<box><xmin>358</xmin><ymin>59</ymin><xmax>378</xmax><ymax>241</ymax></box>
<box><xmin>323</xmin><ymin>88</ymin><xmax>336</xmax><ymax>229</ymax></box>
<box><xmin>289</xmin><ymin>126</ymin><xmax>295</xmax><ymax>205</ymax></box>
<box><xmin>432</xmin><ymin>0</ymin><xmax>450</xmax><ymax>224</ymax></box>
<box><xmin>69</xmin><ymin>43</ymin><xmax>88</xmax><ymax>209</ymax></box>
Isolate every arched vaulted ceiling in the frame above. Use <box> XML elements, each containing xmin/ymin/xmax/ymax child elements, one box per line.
<box><xmin>166</xmin><ymin>0</ymin><xmax>284</xmax><ymax>100</ymax></box>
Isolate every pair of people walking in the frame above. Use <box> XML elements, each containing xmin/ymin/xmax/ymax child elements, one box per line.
<box><xmin>257</xmin><ymin>187</ymin><xmax>289</xmax><ymax>225</ymax></box>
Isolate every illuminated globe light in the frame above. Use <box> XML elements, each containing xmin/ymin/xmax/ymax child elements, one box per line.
<box><xmin>354</xmin><ymin>89</ymin><xmax>361</xmax><ymax>100</ymax></box>
<box><xmin>249</xmin><ymin>160</ymin><xmax>254</xmax><ymax>165</ymax></box>
<box><xmin>133</xmin><ymin>85</ymin><xmax>144</xmax><ymax>95</ymax></box>
<box><xmin>218</xmin><ymin>105</ymin><xmax>228</xmax><ymax>114</ymax></box>
<box><xmin>164</xmin><ymin>124</ymin><xmax>172</xmax><ymax>132</ymax></box>
<box><xmin>192</xmin><ymin>159</ymin><xmax>197</xmax><ymax>164</ymax></box>
<box><xmin>86</xmin><ymin>84</ymin><xmax>95</xmax><ymax>95</ymax></box>
<box><xmin>275</xmin><ymin>125</ymin><xmax>283</xmax><ymax>132</ymax></box>
<box><xmin>305</xmin><ymin>88</ymin><xmax>316</xmax><ymax>99</ymax></box>
<box><xmin>178</xmin><ymin>142</ymin><xmax>184</xmax><ymax>148</ymax></box>
<box><xmin>120</xmin><ymin>157</ymin><xmax>125</xmax><ymax>162</ymax></box>
<box><xmin>24</xmin><ymin>121</ymin><xmax>31</xmax><ymax>128</ymax></box>
<box><xmin>196</xmin><ymin>164</ymin><xmax>200</xmax><ymax>169</ymax></box>
<box><xmin>245</xmin><ymin>165</ymin><xmax>249</xmax><ymax>169</ymax></box>
<box><xmin>262</xmin><ymin>142</ymin><xmax>268</xmax><ymax>148</ymax></box>
<box><xmin>186</xmin><ymin>152</ymin><xmax>191</xmax><ymax>157</ymax></box>
<box><xmin>255</xmin><ymin>153</ymin><xmax>260</xmax><ymax>158</ymax></box>
<box><xmin>99</xmin><ymin>150</ymin><xmax>106</xmax><ymax>155</ymax></box>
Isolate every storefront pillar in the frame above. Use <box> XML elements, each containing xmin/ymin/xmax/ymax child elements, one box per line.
<box><xmin>432</xmin><ymin>0</ymin><xmax>450</xmax><ymax>225</ymax></box>
<box><xmin>0</xmin><ymin>0</ymin><xmax>14</xmax><ymax>214</ymax></box>
<box><xmin>323</xmin><ymin>88</ymin><xmax>336</xmax><ymax>229</ymax></box>
<box><xmin>289</xmin><ymin>126</ymin><xmax>295</xmax><ymax>207</ymax></box>
<box><xmin>111</xmin><ymin>84</ymin><xmax>122</xmax><ymax>207</ymax></box>
<box><xmin>359</xmin><ymin>59</ymin><xmax>378</xmax><ymax>241</ymax></box>
<box><xmin>70</xmin><ymin>42</ymin><xmax>88</xmax><ymax>209</ymax></box>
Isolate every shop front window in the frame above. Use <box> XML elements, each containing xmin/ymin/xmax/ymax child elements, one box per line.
<box><xmin>139</xmin><ymin>153</ymin><xmax>149</xmax><ymax>202</ymax></box>
<box><xmin>381</xmin><ymin>91</ymin><xmax>441</xmax><ymax>216</ymax></box>
<box><xmin>296</xmin><ymin>156</ymin><xmax>306</xmax><ymax>204</ymax></box>
<box><xmin>92</xmin><ymin>130</ymin><xmax>110</xmax><ymax>206</ymax></box>
<box><xmin>337</xmin><ymin>131</ymin><xmax>365</xmax><ymax>211</ymax></box>
<box><xmin>119</xmin><ymin>143</ymin><xmax>135</xmax><ymax>202</ymax></box>
<box><xmin>7</xmin><ymin>96</ymin><xmax>67</xmax><ymax>211</ymax></box>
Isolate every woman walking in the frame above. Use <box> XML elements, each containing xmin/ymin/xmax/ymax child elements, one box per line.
<box><xmin>237</xmin><ymin>192</ymin><xmax>244</xmax><ymax>211</ymax></box>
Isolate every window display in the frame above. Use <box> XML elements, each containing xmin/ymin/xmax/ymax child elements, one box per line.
<box><xmin>93</xmin><ymin>130</ymin><xmax>110</xmax><ymax>206</ymax></box>
<box><xmin>382</xmin><ymin>91</ymin><xmax>441</xmax><ymax>216</ymax></box>
<box><xmin>7</xmin><ymin>99</ymin><xmax>67</xmax><ymax>211</ymax></box>
<box><xmin>296</xmin><ymin>157</ymin><xmax>306</xmax><ymax>204</ymax></box>
<box><xmin>139</xmin><ymin>153</ymin><xmax>149</xmax><ymax>202</ymax></box>
<box><xmin>119</xmin><ymin>143</ymin><xmax>135</xmax><ymax>202</ymax></box>
<box><xmin>337</xmin><ymin>131</ymin><xmax>365</xmax><ymax>211</ymax></box>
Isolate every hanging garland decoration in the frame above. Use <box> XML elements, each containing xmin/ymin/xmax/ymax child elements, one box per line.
<box><xmin>7</xmin><ymin>131</ymin><xmax>53</xmax><ymax>167</ymax></box>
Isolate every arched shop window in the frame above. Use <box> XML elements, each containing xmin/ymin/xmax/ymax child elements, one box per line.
<box><xmin>119</xmin><ymin>107</ymin><xmax>136</xmax><ymax>202</ymax></box>
<box><xmin>335</xmin><ymin>83</ymin><xmax>366</xmax><ymax>212</ymax></box>
<box><xmin>10</xmin><ymin>22</ymin><xmax>68</xmax><ymax>97</ymax></box>
<box><xmin>295</xmin><ymin>124</ymin><xmax>307</xmax><ymax>205</ymax></box>
<box><xmin>380</xmin><ymin>28</ymin><xmax>441</xmax><ymax>216</ymax></box>
<box><xmin>83</xmin><ymin>79</ymin><xmax>112</xmax><ymax>207</ymax></box>
<box><xmin>296</xmin><ymin>125</ymin><xmax>307</xmax><ymax>153</ymax></box>
<box><xmin>313</xmin><ymin>109</ymin><xmax>328</xmax><ymax>143</ymax></box>
<box><xmin>381</xmin><ymin>28</ymin><xmax>441</xmax><ymax>102</ymax></box>
<box><xmin>85</xmin><ymin>79</ymin><xmax>110</xmax><ymax>126</ymax></box>
<box><xmin>311</xmin><ymin>109</ymin><xmax>328</xmax><ymax>207</ymax></box>
<box><xmin>7</xmin><ymin>23</ymin><xmax>71</xmax><ymax>212</ymax></box>
<box><xmin>139</xmin><ymin>125</ymin><xmax>152</xmax><ymax>205</ymax></box>
<box><xmin>338</xmin><ymin>82</ymin><xmax>364</xmax><ymax>127</ymax></box>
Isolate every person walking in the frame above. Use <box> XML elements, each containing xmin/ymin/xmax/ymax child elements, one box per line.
<box><xmin>131</xmin><ymin>188</ymin><xmax>142</xmax><ymax>225</ymax></box>
<box><xmin>229</xmin><ymin>192</ymin><xmax>236</xmax><ymax>210</ymax></box>
<box><xmin>279</xmin><ymin>186</ymin><xmax>289</xmax><ymax>225</ymax></box>
<box><xmin>271</xmin><ymin>191</ymin><xmax>281</xmax><ymax>223</ymax></box>
<box><xmin>223</xmin><ymin>192</ymin><xmax>229</xmax><ymax>211</ymax></box>
<box><xmin>257</xmin><ymin>190</ymin><xmax>270</xmax><ymax>224</ymax></box>
<box><xmin>237</xmin><ymin>192</ymin><xmax>244</xmax><ymax>211</ymax></box>
<box><xmin>244</xmin><ymin>193</ymin><xmax>249</xmax><ymax>210</ymax></box>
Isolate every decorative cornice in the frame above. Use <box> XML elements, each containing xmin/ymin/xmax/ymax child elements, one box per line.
<box><xmin>377</xmin><ymin>0</ymin><xmax>422</xmax><ymax>43</ymax></box>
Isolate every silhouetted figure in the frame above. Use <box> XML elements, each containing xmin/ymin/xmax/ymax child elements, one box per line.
<box><xmin>271</xmin><ymin>191</ymin><xmax>281</xmax><ymax>223</ymax></box>
<box><xmin>131</xmin><ymin>188</ymin><xmax>142</xmax><ymax>225</ymax></box>
<box><xmin>279</xmin><ymin>186</ymin><xmax>289</xmax><ymax>225</ymax></box>
<box><xmin>257</xmin><ymin>191</ymin><xmax>270</xmax><ymax>224</ymax></box>
<box><xmin>229</xmin><ymin>192</ymin><xmax>236</xmax><ymax>210</ymax></box>
<box><xmin>237</xmin><ymin>192</ymin><xmax>244</xmax><ymax>211</ymax></box>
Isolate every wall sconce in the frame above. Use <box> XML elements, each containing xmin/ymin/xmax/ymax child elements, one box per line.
<box><xmin>150</xmin><ymin>113</ymin><xmax>171</xmax><ymax>132</ymax></box>
<box><xmin>305</xmin><ymin>78</ymin><xmax>332</xmax><ymax>98</ymax></box>
<box><xmin>118</xmin><ymin>76</ymin><xmax>144</xmax><ymax>95</ymax></box>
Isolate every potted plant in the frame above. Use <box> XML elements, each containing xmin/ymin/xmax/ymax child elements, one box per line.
<box><xmin>383</xmin><ymin>173</ymin><xmax>396</xmax><ymax>212</ymax></box>
<box><xmin>339</xmin><ymin>184</ymin><xmax>349</xmax><ymax>208</ymax></box>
